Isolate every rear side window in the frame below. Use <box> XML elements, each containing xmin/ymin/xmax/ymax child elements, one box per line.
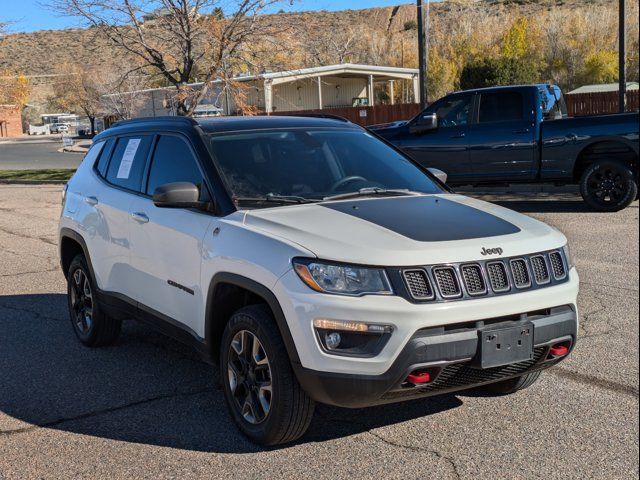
<box><xmin>146</xmin><ymin>135</ymin><xmax>210</xmax><ymax>201</ymax></box>
<box><xmin>105</xmin><ymin>135</ymin><xmax>153</xmax><ymax>192</ymax></box>
<box><xmin>479</xmin><ymin>92</ymin><xmax>523</xmax><ymax>123</ymax></box>
<box><xmin>95</xmin><ymin>138</ymin><xmax>114</xmax><ymax>176</ymax></box>
<box><xmin>83</xmin><ymin>140</ymin><xmax>105</xmax><ymax>168</ymax></box>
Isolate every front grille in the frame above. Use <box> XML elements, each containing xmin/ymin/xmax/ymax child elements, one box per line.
<box><xmin>381</xmin><ymin>347</ymin><xmax>547</xmax><ymax>400</ymax></box>
<box><xmin>461</xmin><ymin>264</ymin><xmax>486</xmax><ymax>296</ymax></box>
<box><xmin>403</xmin><ymin>269</ymin><xmax>434</xmax><ymax>300</ymax></box>
<box><xmin>433</xmin><ymin>267</ymin><xmax>462</xmax><ymax>298</ymax></box>
<box><xmin>530</xmin><ymin>255</ymin><xmax>550</xmax><ymax>284</ymax></box>
<box><xmin>487</xmin><ymin>262</ymin><xmax>510</xmax><ymax>292</ymax></box>
<box><xmin>510</xmin><ymin>259</ymin><xmax>531</xmax><ymax>288</ymax></box>
<box><xmin>549</xmin><ymin>251</ymin><xmax>566</xmax><ymax>279</ymax></box>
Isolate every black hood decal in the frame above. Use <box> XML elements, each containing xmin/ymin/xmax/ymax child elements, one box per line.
<box><xmin>322</xmin><ymin>196</ymin><xmax>520</xmax><ymax>241</ymax></box>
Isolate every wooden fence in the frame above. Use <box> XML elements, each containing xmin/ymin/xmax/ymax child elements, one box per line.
<box><xmin>270</xmin><ymin>103</ymin><xmax>422</xmax><ymax>127</ymax></box>
<box><xmin>565</xmin><ymin>90</ymin><xmax>639</xmax><ymax>116</ymax></box>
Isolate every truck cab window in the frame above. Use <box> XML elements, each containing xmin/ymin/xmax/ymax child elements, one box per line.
<box><xmin>428</xmin><ymin>95</ymin><xmax>472</xmax><ymax>127</ymax></box>
<box><xmin>479</xmin><ymin>92</ymin><xmax>524</xmax><ymax>123</ymax></box>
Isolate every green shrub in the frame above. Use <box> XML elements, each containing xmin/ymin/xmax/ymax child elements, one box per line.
<box><xmin>460</xmin><ymin>56</ymin><xmax>539</xmax><ymax>90</ymax></box>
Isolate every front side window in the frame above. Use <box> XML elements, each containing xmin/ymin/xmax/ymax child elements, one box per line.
<box><xmin>427</xmin><ymin>95</ymin><xmax>472</xmax><ymax>128</ymax></box>
<box><xmin>105</xmin><ymin>135</ymin><xmax>153</xmax><ymax>192</ymax></box>
<box><xmin>146</xmin><ymin>135</ymin><xmax>209</xmax><ymax>201</ymax></box>
<box><xmin>479</xmin><ymin>92</ymin><xmax>524</xmax><ymax>123</ymax></box>
<box><xmin>208</xmin><ymin>128</ymin><xmax>444</xmax><ymax>208</ymax></box>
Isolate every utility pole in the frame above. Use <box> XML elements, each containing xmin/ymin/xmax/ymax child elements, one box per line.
<box><xmin>416</xmin><ymin>0</ymin><xmax>429</xmax><ymax>108</ymax></box>
<box><xmin>619</xmin><ymin>0</ymin><xmax>626</xmax><ymax>113</ymax></box>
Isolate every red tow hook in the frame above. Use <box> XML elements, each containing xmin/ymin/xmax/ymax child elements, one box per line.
<box><xmin>406</xmin><ymin>371</ymin><xmax>431</xmax><ymax>384</ymax></box>
<box><xmin>549</xmin><ymin>342</ymin><xmax>570</xmax><ymax>357</ymax></box>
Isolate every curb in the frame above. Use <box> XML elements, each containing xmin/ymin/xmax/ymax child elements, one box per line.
<box><xmin>0</xmin><ymin>180</ymin><xmax>67</xmax><ymax>185</ymax></box>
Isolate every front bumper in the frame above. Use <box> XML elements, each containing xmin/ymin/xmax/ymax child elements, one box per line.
<box><xmin>293</xmin><ymin>305</ymin><xmax>577</xmax><ymax>408</ymax></box>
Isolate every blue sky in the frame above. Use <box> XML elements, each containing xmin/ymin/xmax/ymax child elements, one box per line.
<box><xmin>2</xmin><ymin>0</ymin><xmax>414</xmax><ymax>33</ymax></box>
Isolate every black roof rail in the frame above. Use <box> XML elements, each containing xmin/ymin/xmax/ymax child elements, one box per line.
<box><xmin>279</xmin><ymin>113</ymin><xmax>351</xmax><ymax>123</ymax></box>
<box><xmin>111</xmin><ymin>116</ymin><xmax>198</xmax><ymax>128</ymax></box>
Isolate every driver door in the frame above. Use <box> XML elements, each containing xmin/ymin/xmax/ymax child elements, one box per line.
<box><xmin>397</xmin><ymin>93</ymin><xmax>473</xmax><ymax>184</ymax></box>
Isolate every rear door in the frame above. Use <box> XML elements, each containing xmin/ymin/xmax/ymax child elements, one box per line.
<box><xmin>127</xmin><ymin>133</ymin><xmax>214</xmax><ymax>336</ymax></box>
<box><xmin>467</xmin><ymin>90</ymin><xmax>536</xmax><ymax>182</ymax></box>
<box><xmin>398</xmin><ymin>93</ymin><xmax>473</xmax><ymax>184</ymax></box>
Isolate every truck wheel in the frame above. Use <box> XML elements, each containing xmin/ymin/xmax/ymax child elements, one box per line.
<box><xmin>580</xmin><ymin>159</ymin><xmax>637</xmax><ymax>212</ymax></box>
<box><xmin>481</xmin><ymin>371</ymin><xmax>542</xmax><ymax>395</ymax></box>
<box><xmin>220</xmin><ymin>305</ymin><xmax>315</xmax><ymax>446</ymax></box>
<box><xmin>67</xmin><ymin>254</ymin><xmax>121</xmax><ymax>346</ymax></box>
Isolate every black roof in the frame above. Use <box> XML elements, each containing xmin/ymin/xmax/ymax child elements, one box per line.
<box><xmin>104</xmin><ymin>115</ymin><xmax>359</xmax><ymax>138</ymax></box>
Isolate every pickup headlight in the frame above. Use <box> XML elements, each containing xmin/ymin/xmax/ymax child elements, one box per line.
<box><xmin>562</xmin><ymin>243</ymin><xmax>574</xmax><ymax>270</ymax></box>
<box><xmin>293</xmin><ymin>259</ymin><xmax>393</xmax><ymax>296</ymax></box>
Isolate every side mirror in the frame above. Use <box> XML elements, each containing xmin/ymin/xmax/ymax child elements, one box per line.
<box><xmin>427</xmin><ymin>168</ymin><xmax>447</xmax><ymax>184</ymax></box>
<box><xmin>409</xmin><ymin>113</ymin><xmax>438</xmax><ymax>134</ymax></box>
<box><xmin>153</xmin><ymin>182</ymin><xmax>203</xmax><ymax>208</ymax></box>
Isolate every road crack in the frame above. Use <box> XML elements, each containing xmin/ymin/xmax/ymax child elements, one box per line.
<box><xmin>0</xmin><ymin>387</ymin><xmax>217</xmax><ymax>437</ymax></box>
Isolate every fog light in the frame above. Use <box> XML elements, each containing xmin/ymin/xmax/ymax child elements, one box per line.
<box><xmin>325</xmin><ymin>332</ymin><xmax>341</xmax><ymax>349</ymax></box>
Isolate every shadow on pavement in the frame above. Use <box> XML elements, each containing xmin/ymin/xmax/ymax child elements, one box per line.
<box><xmin>0</xmin><ymin>294</ymin><xmax>461</xmax><ymax>453</ymax></box>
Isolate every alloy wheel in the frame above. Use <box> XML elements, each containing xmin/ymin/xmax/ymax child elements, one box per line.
<box><xmin>227</xmin><ymin>330</ymin><xmax>273</xmax><ymax>425</ymax></box>
<box><xmin>586</xmin><ymin>166</ymin><xmax>627</xmax><ymax>206</ymax></box>
<box><xmin>70</xmin><ymin>268</ymin><xmax>93</xmax><ymax>334</ymax></box>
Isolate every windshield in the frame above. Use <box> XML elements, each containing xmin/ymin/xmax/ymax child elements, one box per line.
<box><xmin>208</xmin><ymin>128</ymin><xmax>444</xmax><ymax>208</ymax></box>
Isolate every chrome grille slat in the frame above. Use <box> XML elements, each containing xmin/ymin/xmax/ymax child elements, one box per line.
<box><xmin>509</xmin><ymin>259</ymin><xmax>531</xmax><ymax>289</ymax></box>
<box><xmin>403</xmin><ymin>269</ymin><xmax>434</xmax><ymax>300</ymax></box>
<box><xmin>549</xmin><ymin>251</ymin><xmax>566</xmax><ymax>280</ymax></box>
<box><xmin>530</xmin><ymin>255</ymin><xmax>550</xmax><ymax>284</ymax></box>
<box><xmin>433</xmin><ymin>267</ymin><xmax>462</xmax><ymax>299</ymax></box>
<box><xmin>486</xmin><ymin>261</ymin><xmax>510</xmax><ymax>293</ymax></box>
<box><xmin>461</xmin><ymin>264</ymin><xmax>487</xmax><ymax>296</ymax></box>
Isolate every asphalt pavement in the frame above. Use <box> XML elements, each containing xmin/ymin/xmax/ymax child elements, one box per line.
<box><xmin>0</xmin><ymin>186</ymin><xmax>638</xmax><ymax>479</ymax></box>
<box><xmin>0</xmin><ymin>140</ymin><xmax>83</xmax><ymax>170</ymax></box>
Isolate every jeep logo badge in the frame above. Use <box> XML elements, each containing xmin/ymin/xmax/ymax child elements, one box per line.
<box><xmin>481</xmin><ymin>247</ymin><xmax>504</xmax><ymax>256</ymax></box>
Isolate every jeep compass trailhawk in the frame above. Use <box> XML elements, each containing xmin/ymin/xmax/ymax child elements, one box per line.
<box><xmin>59</xmin><ymin>116</ymin><xmax>579</xmax><ymax>445</ymax></box>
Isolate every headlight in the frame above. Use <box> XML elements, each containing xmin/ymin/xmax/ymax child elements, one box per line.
<box><xmin>562</xmin><ymin>244</ymin><xmax>574</xmax><ymax>270</ymax></box>
<box><xmin>293</xmin><ymin>259</ymin><xmax>393</xmax><ymax>296</ymax></box>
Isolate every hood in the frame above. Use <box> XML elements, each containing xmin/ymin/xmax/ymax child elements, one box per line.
<box><xmin>242</xmin><ymin>194</ymin><xmax>566</xmax><ymax>266</ymax></box>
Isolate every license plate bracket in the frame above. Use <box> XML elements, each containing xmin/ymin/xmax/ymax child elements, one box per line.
<box><xmin>476</xmin><ymin>323</ymin><xmax>534</xmax><ymax>369</ymax></box>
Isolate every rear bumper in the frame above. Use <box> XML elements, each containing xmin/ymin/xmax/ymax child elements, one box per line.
<box><xmin>294</xmin><ymin>305</ymin><xmax>577</xmax><ymax>408</ymax></box>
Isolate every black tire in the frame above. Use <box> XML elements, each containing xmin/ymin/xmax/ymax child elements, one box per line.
<box><xmin>579</xmin><ymin>159</ymin><xmax>638</xmax><ymax>212</ymax></box>
<box><xmin>220</xmin><ymin>304</ymin><xmax>315</xmax><ymax>446</ymax></box>
<box><xmin>67</xmin><ymin>254</ymin><xmax>121</xmax><ymax>347</ymax></box>
<box><xmin>481</xmin><ymin>371</ymin><xmax>542</xmax><ymax>395</ymax></box>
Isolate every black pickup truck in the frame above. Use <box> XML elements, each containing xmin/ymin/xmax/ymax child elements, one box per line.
<box><xmin>369</xmin><ymin>84</ymin><xmax>639</xmax><ymax>211</ymax></box>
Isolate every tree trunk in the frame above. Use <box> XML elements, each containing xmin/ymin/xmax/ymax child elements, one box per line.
<box><xmin>89</xmin><ymin>116</ymin><xmax>96</xmax><ymax>135</ymax></box>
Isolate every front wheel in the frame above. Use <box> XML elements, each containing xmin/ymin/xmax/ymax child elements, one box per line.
<box><xmin>220</xmin><ymin>305</ymin><xmax>315</xmax><ymax>446</ymax></box>
<box><xmin>579</xmin><ymin>159</ymin><xmax>637</xmax><ymax>212</ymax></box>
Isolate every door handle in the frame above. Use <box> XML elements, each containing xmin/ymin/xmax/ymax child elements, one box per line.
<box><xmin>84</xmin><ymin>196</ymin><xmax>98</xmax><ymax>206</ymax></box>
<box><xmin>512</xmin><ymin>128</ymin><xmax>530</xmax><ymax>134</ymax></box>
<box><xmin>449</xmin><ymin>133</ymin><xmax>466</xmax><ymax>138</ymax></box>
<box><xmin>131</xmin><ymin>212</ymin><xmax>149</xmax><ymax>224</ymax></box>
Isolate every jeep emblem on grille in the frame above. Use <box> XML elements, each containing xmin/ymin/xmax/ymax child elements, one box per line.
<box><xmin>481</xmin><ymin>247</ymin><xmax>503</xmax><ymax>256</ymax></box>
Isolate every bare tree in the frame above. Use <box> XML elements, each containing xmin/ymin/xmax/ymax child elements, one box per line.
<box><xmin>100</xmin><ymin>72</ymin><xmax>149</xmax><ymax>120</ymax></box>
<box><xmin>50</xmin><ymin>64</ymin><xmax>104</xmax><ymax>134</ymax></box>
<box><xmin>52</xmin><ymin>0</ymin><xmax>288</xmax><ymax>116</ymax></box>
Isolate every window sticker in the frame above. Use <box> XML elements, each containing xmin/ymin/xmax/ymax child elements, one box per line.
<box><xmin>116</xmin><ymin>138</ymin><xmax>141</xmax><ymax>179</ymax></box>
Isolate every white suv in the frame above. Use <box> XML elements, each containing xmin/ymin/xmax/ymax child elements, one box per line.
<box><xmin>59</xmin><ymin>116</ymin><xmax>579</xmax><ymax>445</ymax></box>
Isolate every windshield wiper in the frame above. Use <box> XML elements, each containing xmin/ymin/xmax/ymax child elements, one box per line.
<box><xmin>233</xmin><ymin>193</ymin><xmax>316</xmax><ymax>205</ymax></box>
<box><xmin>323</xmin><ymin>187</ymin><xmax>422</xmax><ymax>201</ymax></box>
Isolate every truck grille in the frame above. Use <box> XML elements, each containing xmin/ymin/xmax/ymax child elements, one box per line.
<box><xmin>398</xmin><ymin>248</ymin><xmax>569</xmax><ymax>303</ymax></box>
<box><xmin>402</xmin><ymin>270</ymin><xmax>434</xmax><ymax>300</ymax></box>
<box><xmin>461</xmin><ymin>264</ymin><xmax>486</xmax><ymax>295</ymax></box>
<box><xmin>487</xmin><ymin>262</ymin><xmax>510</xmax><ymax>292</ymax></box>
<box><xmin>549</xmin><ymin>251</ymin><xmax>566</xmax><ymax>279</ymax></box>
<box><xmin>433</xmin><ymin>267</ymin><xmax>462</xmax><ymax>298</ymax></box>
<box><xmin>530</xmin><ymin>255</ymin><xmax>550</xmax><ymax>284</ymax></box>
<box><xmin>510</xmin><ymin>259</ymin><xmax>531</xmax><ymax>288</ymax></box>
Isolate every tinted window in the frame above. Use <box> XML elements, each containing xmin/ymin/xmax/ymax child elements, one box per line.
<box><xmin>425</xmin><ymin>95</ymin><xmax>472</xmax><ymax>128</ymax></box>
<box><xmin>146</xmin><ymin>135</ymin><xmax>209</xmax><ymax>201</ymax></box>
<box><xmin>479</xmin><ymin>92</ymin><xmax>523</xmax><ymax>123</ymax></box>
<box><xmin>95</xmin><ymin>138</ymin><xmax>114</xmax><ymax>176</ymax></box>
<box><xmin>209</xmin><ymin>129</ymin><xmax>443</xmax><ymax>207</ymax></box>
<box><xmin>105</xmin><ymin>135</ymin><xmax>153</xmax><ymax>192</ymax></box>
<box><xmin>83</xmin><ymin>140</ymin><xmax>105</xmax><ymax>169</ymax></box>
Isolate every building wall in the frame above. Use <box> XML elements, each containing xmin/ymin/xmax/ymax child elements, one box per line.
<box><xmin>0</xmin><ymin>105</ymin><xmax>23</xmax><ymax>137</ymax></box>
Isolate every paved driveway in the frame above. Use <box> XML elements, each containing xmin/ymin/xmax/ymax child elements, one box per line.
<box><xmin>0</xmin><ymin>186</ymin><xmax>638</xmax><ymax>479</ymax></box>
